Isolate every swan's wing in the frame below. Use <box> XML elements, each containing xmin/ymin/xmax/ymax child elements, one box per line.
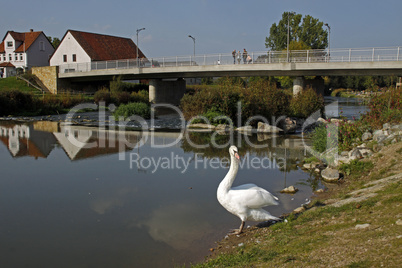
<box><xmin>229</xmin><ymin>184</ymin><xmax>279</xmax><ymax>208</ymax></box>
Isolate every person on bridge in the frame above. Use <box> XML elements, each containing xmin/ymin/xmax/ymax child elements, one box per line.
<box><xmin>243</xmin><ymin>49</ymin><xmax>248</xmax><ymax>64</ymax></box>
<box><xmin>232</xmin><ymin>50</ymin><xmax>236</xmax><ymax>64</ymax></box>
<box><xmin>237</xmin><ymin>51</ymin><xmax>241</xmax><ymax>64</ymax></box>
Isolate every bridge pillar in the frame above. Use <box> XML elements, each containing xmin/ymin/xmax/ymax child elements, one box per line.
<box><xmin>149</xmin><ymin>78</ymin><xmax>186</xmax><ymax>105</ymax></box>
<box><xmin>293</xmin><ymin>77</ymin><xmax>304</xmax><ymax>95</ymax></box>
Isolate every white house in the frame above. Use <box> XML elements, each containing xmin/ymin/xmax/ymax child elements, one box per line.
<box><xmin>0</xmin><ymin>29</ymin><xmax>54</xmax><ymax>78</ymax></box>
<box><xmin>50</xmin><ymin>30</ymin><xmax>145</xmax><ymax>73</ymax></box>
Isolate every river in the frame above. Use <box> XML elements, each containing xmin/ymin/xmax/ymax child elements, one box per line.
<box><xmin>0</xmin><ymin>97</ymin><xmax>367</xmax><ymax>267</ymax></box>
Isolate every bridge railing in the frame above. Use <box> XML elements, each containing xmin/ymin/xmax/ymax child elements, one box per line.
<box><xmin>58</xmin><ymin>46</ymin><xmax>401</xmax><ymax>74</ymax></box>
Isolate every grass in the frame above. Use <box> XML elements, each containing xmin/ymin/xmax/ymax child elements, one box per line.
<box><xmin>0</xmin><ymin>76</ymin><xmax>42</xmax><ymax>94</ymax></box>
<box><xmin>194</xmin><ymin>142</ymin><xmax>402</xmax><ymax>268</ymax></box>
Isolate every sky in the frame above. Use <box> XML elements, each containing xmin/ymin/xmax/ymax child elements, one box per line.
<box><xmin>1</xmin><ymin>0</ymin><xmax>402</xmax><ymax>58</ymax></box>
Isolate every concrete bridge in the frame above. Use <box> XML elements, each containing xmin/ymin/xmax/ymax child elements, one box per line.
<box><xmin>37</xmin><ymin>47</ymin><xmax>402</xmax><ymax>103</ymax></box>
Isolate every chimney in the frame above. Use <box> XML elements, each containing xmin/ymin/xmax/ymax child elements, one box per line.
<box><xmin>30</xmin><ymin>29</ymin><xmax>33</xmax><ymax>32</ymax></box>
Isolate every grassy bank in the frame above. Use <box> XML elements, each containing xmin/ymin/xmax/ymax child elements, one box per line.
<box><xmin>194</xmin><ymin>142</ymin><xmax>402</xmax><ymax>267</ymax></box>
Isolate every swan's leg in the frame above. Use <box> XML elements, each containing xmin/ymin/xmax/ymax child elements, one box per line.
<box><xmin>234</xmin><ymin>221</ymin><xmax>245</xmax><ymax>235</ymax></box>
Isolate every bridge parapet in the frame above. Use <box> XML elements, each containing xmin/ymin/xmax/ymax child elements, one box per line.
<box><xmin>58</xmin><ymin>46</ymin><xmax>401</xmax><ymax>74</ymax></box>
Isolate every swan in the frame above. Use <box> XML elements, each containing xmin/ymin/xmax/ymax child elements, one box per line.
<box><xmin>217</xmin><ymin>145</ymin><xmax>280</xmax><ymax>234</ymax></box>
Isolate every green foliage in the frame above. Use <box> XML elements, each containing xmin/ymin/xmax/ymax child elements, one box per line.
<box><xmin>289</xmin><ymin>87</ymin><xmax>324</xmax><ymax>118</ymax></box>
<box><xmin>339</xmin><ymin>160</ymin><xmax>374</xmax><ymax>177</ymax></box>
<box><xmin>191</xmin><ymin>108</ymin><xmax>232</xmax><ymax>125</ymax></box>
<box><xmin>265</xmin><ymin>12</ymin><xmax>328</xmax><ymax>51</ymax></box>
<box><xmin>0</xmin><ymin>89</ymin><xmax>36</xmax><ymax>115</ymax></box>
<box><xmin>360</xmin><ymin>87</ymin><xmax>401</xmax><ymax>129</ymax></box>
<box><xmin>311</xmin><ymin>122</ymin><xmax>338</xmax><ymax>153</ymax></box>
<box><xmin>94</xmin><ymin>88</ymin><xmax>112</xmax><ymax>105</ymax></box>
<box><xmin>113</xmin><ymin>102</ymin><xmax>151</xmax><ymax>120</ymax></box>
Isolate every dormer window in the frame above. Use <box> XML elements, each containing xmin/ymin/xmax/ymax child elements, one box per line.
<box><xmin>7</xmin><ymin>41</ymin><xmax>13</xmax><ymax>47</ymax></box>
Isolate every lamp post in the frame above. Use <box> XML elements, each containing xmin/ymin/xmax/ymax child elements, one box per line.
<box><xmin>136</xmin><ymin>28</ymin><xmax>145</xmax><ymax>67</ymax></box>
<box><xmin>324</xmin><ymin>23</ymin><xmax>331</xmax><ymax>60</ymax></box>
<box><xmin>188</xmin><ymin>35</ymin><xmax>195</xmax><ymax>58</ymax></box>
<box><xmin>287</xmin><ymin>11</ymin><xmax>295</xmax><ymax>63</ymax></box>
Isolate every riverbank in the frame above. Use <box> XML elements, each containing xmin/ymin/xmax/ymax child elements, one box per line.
<box><xmin>194</xmin><ymin>140</ymin><xmax>402</xmax><ymax>267</ymax></box>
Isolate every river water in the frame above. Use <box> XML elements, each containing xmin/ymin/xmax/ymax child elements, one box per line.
<box><xmin>0</xmin><ymin>97</ymin><xmax>367</xmax><ymax>267</ymax></box>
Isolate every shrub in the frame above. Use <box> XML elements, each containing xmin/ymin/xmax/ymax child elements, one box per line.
<box><xmin>360</xmin><ymin>87</ymin><xmax>401</xmax><ymax>129</ymax></box>
<box><xmin>131</xmin><ymin>90</ymin><xmax>149</xmax><ymax>103</ymax></box>
<box><xmin>0</xmin><ymin>89</ymin><xmax>36</xmax><ymax>115</ymax></box>
<box><xmin>113</xmin><ymin>102</ymin><xmax>151</xmax><ymax>120</ymax></box>
<box><xmin>112</xmin><ymin>91</ymin><xmax>131</xmax><ymax>104</ymax></box>
<box><xmin>290</xmin><ymin>87</ymin><xmax>324</xmax><ymax>118</ymax></box>
<box><xmin>94</xmin><ymin>88</ymin><xmax>112</xmax><ymax>105</ymax></box>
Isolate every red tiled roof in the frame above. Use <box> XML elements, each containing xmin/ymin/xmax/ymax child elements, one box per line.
<box><xmin>0</xmin><ymin>31</ymin><xmax>45</xmax><ymax>53</ymax></box>
<box><xmin>0</xmin><ymin>62</ymin><xmax>15</xmax><ymax>67</ymax></box>
<box><xmin>68</xmin><ymin>30</ymin><xmax>145</xmax><ymax>61</ymax></box>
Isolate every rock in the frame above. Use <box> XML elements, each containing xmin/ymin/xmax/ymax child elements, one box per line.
<box><xmin>278</xmin><ymin>117</ymin><xmax>297</xmax><ymax>133</ymax></box>
<box><xmin>257</xmin><ymin>122</ymin><xmax>284</xmax><ymax>134</ymax></box>
<box><xmin>280</xmin><ymin>185</ymin><xmax>299</xmax><ymax>194</ymax></box>
<box><xmin>373</xmin><ymin>143</ymin><xmax>384</xmax><ymax>152</ymax></box>
<box><xmin>187</xmin><ymin>123</ymin><xmax>215</xmax><ymax>130</ymax></box>
<box><xmin>355</xmin><ymin>223</ymin><xmax>370</xmax><ymax>229</ymax></box>
<box><xmin>383</xmin><ymin>123</ymin><xmax>391</xmax><ymax>130</ymax></box>
<box><xmin>396</xmin><ymin>219</ymin><xmax>402</xmax><ymax>226</ymax></box>
<box><xmin>216</xmin><ymin>124</ymin><xmax>233</xmax><ymax>130</ymax></box>
<box><xmin>236</xmin><ymin>126</ymin><xmax>253</xmax><ymax>133</ymax></box>
<box><xmin>303</xmin><ymin>163</ymin><xmax>317</xmax><ymax>170</ymax></box>
<box><xmin>362</xmin><ymin>131</ymin><xmax>372</xmax><ymax>141</ymax></box>
<box><xmin>321</xmin><ymin>167</ymin><xmax>340</xmax><ymax>183</ymax></box>
<box><xmin>359</xmin><ymin>149</ymin><xmax>373</xmax><ymax>158</ymax></box>
<box><xmin>340</xmin><ymin>151</ymin><xmax>349</xmax><ymax>157</ymax></box>
<box><xmin>315</xmin><ymin>189</ymin><xmax>325</xmax><ymax>193</ymax></box>
<box><xmin>349</xmin><ymin>149</ymin><xmax>363</xmax><ymax>160</ymax></box>
<box><xmin>293</xmin><ymin>207</ymin><xmax>305</xmax><ymax>213</ymax></box>
<box><xmin>375</xmin><ymin>135</ymin><xmax>387</xmax><ymax>143</ymax></box>
<box><xmin>317</xmin><ymin>117</ymin><xmax>327</xmax><ymax>124</ymax></box>
<box><xmin>373</xmin><ymin>129</ymin><xmax>383</xmax><ymax>136</ymax></box>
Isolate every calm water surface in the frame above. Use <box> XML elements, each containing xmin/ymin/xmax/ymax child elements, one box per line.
<box><xmin>0</xmin><ymin>119</ymin><xmax>321</xmax><ymax>268</ymax></box>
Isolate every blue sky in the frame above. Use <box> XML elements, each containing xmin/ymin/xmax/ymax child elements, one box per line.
<box><xmin>2</xmin><ymin>0</ymin><xmax>402</xmax><ymax>58</ymax></box>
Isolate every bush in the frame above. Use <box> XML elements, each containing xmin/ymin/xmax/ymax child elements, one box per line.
<box><xmin>0</xmin><ymin>89</ymin><xmax>36</xmax><ymax>115</ymax></box>
<box><xmin>112</xmin><ymin>91</ymin><xmax>131</xmax><ymax>104</ymax></box>
<box><xmin>131</xmin><ymin>90</ymin><xmax>149</xmax><ymax>103</ymax></box>
<box><xmin>289</xmin><ymin>87</ymin><xmax>324</xmax><ymax>118</ymax></box>
<box><xmin>113</xmin><ymin>102</ymin><xmax>151</xmax><ymax>120</ymax></box>
<box><xmin>94</xmin><ymin>88</ymin><xmax>112</xmax><ymax>105</ymax></box>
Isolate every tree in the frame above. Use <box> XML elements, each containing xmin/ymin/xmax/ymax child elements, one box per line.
<box><xmin>265</xmin><ymin>12</ymin><xmax>328</xmax><ymax>51</ymax></box>
<box><xmin>47</xmin><ymin>36</ymin><xmax>61</xmax><ymax>49</ymax></box>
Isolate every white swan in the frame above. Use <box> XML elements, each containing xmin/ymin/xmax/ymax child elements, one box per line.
<box><xmin>217</xmin><ymin>145</ymin><xmax>280</xmax><ymax>234</ymax></box>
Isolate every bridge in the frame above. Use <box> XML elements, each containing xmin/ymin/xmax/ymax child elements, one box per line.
<box><xmin>35</xmin><ymin>47</ymin><xmax>402</xmax><ymax>103</ymax></box>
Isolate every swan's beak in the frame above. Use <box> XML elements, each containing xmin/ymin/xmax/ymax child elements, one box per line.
<box><xmin>234</xmin><ymin>152</ymin><xmax>240</xmax><ymax>160</ymax></box>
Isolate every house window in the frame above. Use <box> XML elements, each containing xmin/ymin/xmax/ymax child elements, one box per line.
<box><xmin>63</xmin><ymin>55</ymin><xmax>67</xmax><ymax>62</ymax></box>
<box><xmin>39</xmin><ymin>41</ymin><xmax>45</xmax><ymax>51</ymax></box>
<box><xmin>15</xmin><ymin>54</ymin><xmax>18</xmax><ymax>61</ymax></box>
<box><xmin>20</xmin><ymin>54</ymin><xmax>23</xmax><ymax>61</ymax></box>
<box><xmin>7</xmin><ymin>41</ymin><xmax>13</xmax><ymax>47</ymax></box>
<box><xmin>9</xmin><ymin>54</ymin><xmax>12</xmax><ymax>61</ymax></box>
<box><xmin>72</xmin><ymin>54</ymin><xmax>77</xmax><ymax>62</ymax></box>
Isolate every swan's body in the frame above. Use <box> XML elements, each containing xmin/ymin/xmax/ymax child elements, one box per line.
<box><xmin>217</xmin><ymin>146</ymin><xmax>280</xmax><ymax>234</ymax></box>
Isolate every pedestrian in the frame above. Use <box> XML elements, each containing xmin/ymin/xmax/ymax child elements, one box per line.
<box><xmin>243</xmin><ymin>49</ymin><xmax>248</xmax><ymax>64</ymax></box>
<box><xmin>237</xmin><ymin>51</ymin><xmax>241</xmax><ymax>64</ymax></box>
<box><xmin>232</xmin><ymin>50</ymin><xmax>236</xmax><ymax>64</ymax></box>
<box><xmin>247</xmin><ymin>55</ymin><xmax>252</xmax><ymax>64</ymax></box>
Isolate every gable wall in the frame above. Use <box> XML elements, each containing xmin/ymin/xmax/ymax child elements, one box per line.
<box><xmin>50</xmin><ymin>32</ymin><xmax>90</xmax><ymax>67</ymax></box>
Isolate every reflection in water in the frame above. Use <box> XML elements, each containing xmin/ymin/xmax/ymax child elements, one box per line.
<box><xmin>0</xmin><ymin>120</ymin><xmax>319</xmax><ymax>267</ymax></box>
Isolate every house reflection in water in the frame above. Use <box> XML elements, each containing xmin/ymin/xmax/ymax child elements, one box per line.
<box><xmin>0</xmin><ymin>122</ymin><xmax>56</xmax><ymax>159</ymax></box>
<box><xmin>0</xmin><ymin>121</ymin><xmax>141</xmax><ymax>160</ymax></box>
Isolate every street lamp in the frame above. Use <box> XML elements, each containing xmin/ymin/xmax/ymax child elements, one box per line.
<box><xmin>188</xmin><ymin>35</ymin><xmax>195</xmax><ymax>58</ymax></box>
<box><xmin>324</xmin><ymin>23</ymin><xmax>331</xmax><ymax>60</ymax></box>
<box><xmin>136</xmin><ymin>27</ymin><xmax>145</xmax><ymax>66</ymax></box>
<box><xmin>287</xmin><ymin>11</ymin><xmax>295</xmax><ymax>63</ymax></box>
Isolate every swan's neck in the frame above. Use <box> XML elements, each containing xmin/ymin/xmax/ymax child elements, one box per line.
<box><xmin>218</xmin><ymin>154</ymin><xmax>239</xmax><ymax>193</ymax></box>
